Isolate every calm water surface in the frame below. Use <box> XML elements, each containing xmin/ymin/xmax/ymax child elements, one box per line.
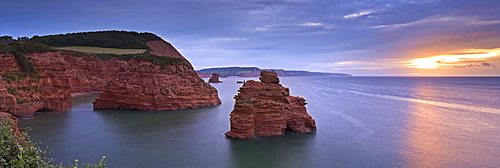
<box><xmin>19</xmin><ymin>77</ymin><xmax>500</xmax><ymax>167</ymax></box>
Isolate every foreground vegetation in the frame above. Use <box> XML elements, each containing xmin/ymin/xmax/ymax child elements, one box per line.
<box><xmin>0</xmin><ymin>119</ymin><xmax>106</xmax><ymax>168</ymax></box>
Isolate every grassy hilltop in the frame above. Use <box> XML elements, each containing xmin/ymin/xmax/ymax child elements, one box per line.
<box><xmin>1</xmin><ymin>31</ymin><xmax>190</xmax><ymax>74</ymax></box>
<box><xmin>31</xmin><ymin>30</ymin><xmax>162</xmax><ymax>49</ymax></box>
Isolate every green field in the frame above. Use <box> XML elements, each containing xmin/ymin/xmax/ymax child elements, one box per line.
<box><xmin>55</xmin><ymin>46</ymin><xmax>146</xmax><ymax>54</ymax></box>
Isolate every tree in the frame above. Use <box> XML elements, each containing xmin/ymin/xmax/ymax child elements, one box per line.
<box><xmin>18</xmin><ymin>37</ymin><xmax>29</xmax><ymax>41</ymax></box>
<box><xmin>0</xmin><ymin>36</ymin><xmax>13</xmax><ymax>41</ymax></box>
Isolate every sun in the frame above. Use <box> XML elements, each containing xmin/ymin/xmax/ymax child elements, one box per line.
<box><xmin>408</xmin><ymin>57</ymin><xmax>440</xmax><ymax>69</ymax></box>
<box><xmin>408</xmin><ymin>48</ymin><xmax>500</xmax><ymax>69</ymax></box>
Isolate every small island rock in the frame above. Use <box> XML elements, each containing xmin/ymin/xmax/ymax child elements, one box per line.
<box><xmin>208</xmin><ymin>72</ymin><xmax>222</xmax><ymax>83</ymax></box>
<box><xmin>225</xmin><ymin>71</ymin><xmax>316</xmax><ymax>140</ymax></box>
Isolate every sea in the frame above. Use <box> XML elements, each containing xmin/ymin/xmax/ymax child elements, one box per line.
<box><xmin>18</xmin><ymin>77</ymin><xmax>500</xmax><ymax>167</ymax></box>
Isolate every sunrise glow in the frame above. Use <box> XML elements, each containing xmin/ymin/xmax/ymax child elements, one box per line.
<box><xmin>408</xmin><ymin>48</ymin><xmax>500</xmax><ymax>69</ymax></box>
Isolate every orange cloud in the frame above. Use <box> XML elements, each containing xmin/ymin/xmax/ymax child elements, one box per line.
<box><xmin>408</xmin><ymin>48</ymin><xmax>500</xmax><ymax>69</ymax></box>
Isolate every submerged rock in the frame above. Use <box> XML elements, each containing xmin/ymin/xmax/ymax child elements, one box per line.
<box><xmin>225</xmin><ymin>71</ymin><xmax>316</xmax><ymax>140</ymax></box>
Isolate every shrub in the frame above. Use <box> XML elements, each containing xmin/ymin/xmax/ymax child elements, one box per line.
<box><xmin>0</xmin><ymin>119</ymin><xmax>107</xmax><ymax>168</ymax></box>
<box><xmin>12</xmin><ymin>52</ymin><xmax>38</xmax><ymax>77</ymax></box>
<box><xmin>0</xmin><ymin>42</ymin><xmax>51</xmax><ymax>77</ymax></box>
<box><xmin>0</xmin><ymin>119</ymin><xmax>53</xmax><ymax>167</ymax></box>
<box><xmin>15</xmin><ymin>98</ymin><xmax>30</xmax><ymax>104</ymax></box>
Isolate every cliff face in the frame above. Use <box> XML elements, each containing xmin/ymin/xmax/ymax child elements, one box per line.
<box><xmin>0</xmin><ymin>39</ymin><xmax>221</xmax><ymax>117</ymax></box>
<box><xmin>0</xmin><ymin>76</ymin><xmax>17</xmax><ymax>115</ymax></box>
<box><xmin>92</xmin><ymin>40</ymin><xmax>221</xmax><ymax>111</ymax></box>
<box><xmin>27</xmin><ymin>52</ymin><xmax>72</xmax><ymax>113</ymax></box>
<box><xmin>0</xmin><ymin>53</ymin><xmax>58</xmax><ymax>116</ymax></box>
<box><xmin>62</xmin><ymin>52</ymin><xmax>122</xmax><ymax>93</ymax></box>
<box><xmin>225</xmin><ymin>71</ymin><xmax>316</xmax><ymax>140</ymax></box>
<box><xmin>0</xmin><ymin>51</ymin><xmax>106</xmax><ymax>117</ymax></box>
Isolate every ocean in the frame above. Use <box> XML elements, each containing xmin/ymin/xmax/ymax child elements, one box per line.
<box><xmin>18</xmin><ymin>77</ymin><xmax>500</xmax><ymax>167</ymax></box>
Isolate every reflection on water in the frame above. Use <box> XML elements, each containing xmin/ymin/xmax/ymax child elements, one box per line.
<box><xmin>229</xmin><ymin>133</ymin><xmax>315</xmax><ymax>168</ymax></box>
<box><xmin>17</xmin><ymin>77</ymin><xmax>500</xmax><ymax>167</ymax></box>
<box><xmin>405</xmin><ymin>83</ymin><xmax>448</xmax><ymax>167</ymax></box>
<box><xmin>404</xmin><ymin>80</ymin><xmax>500</xmax><ymax>167</ymax></box>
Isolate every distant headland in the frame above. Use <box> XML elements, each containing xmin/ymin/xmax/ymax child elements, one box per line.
<box><xmin>196</xmin><ymin>67</ymin><xmax>352</xmax><ymax>77</ymax></box>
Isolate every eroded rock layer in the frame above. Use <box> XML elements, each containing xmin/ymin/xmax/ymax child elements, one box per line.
<box><xmin>92</xmin><ymin>57</ymin><xmax>221</xmax><ymax>111</ymax></box>
<box><xmin>0</xmin><ymin>38</ymin><xmax>221</xmax><ymax>117</ymax></box>
<box><xmin>91</xmin><ymin>40</ymin><xmax>221</xmax><ymax>110</ymax></box>
<box><xmin>225</xmin><ymin>71</ymin><xmax>316</xmax><ymax>140</ymax></box>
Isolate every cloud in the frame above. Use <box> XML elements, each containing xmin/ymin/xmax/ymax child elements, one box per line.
<box><xmin>299</xmin><ymin>22</ymin><xmax>323</xmax><ymax>26</ymax></box>
<box><xmin>453</xmin><ymin>63</ymin><xmax>497</xmax><ymax>69</ymax></box>
<box><xmin>186</xmin><ymin>0</ymin><xmax>308</xmax><ymax>11</ymax></box>
<box><xmin>343</xmin><ymin>9</ymin><xmax>377</xmax><ymax>19</ymax></box>
<box><xmin>482</xmin><ymin>63</ymin><xmax>491</xmax><ymax>67</ymax></box>
<box><xmin>317</xmin><ymin>59</ymin><xmax>407</xmax><ymax>71</ymax></box>
<box><xmin>251</xmin><ymin>22</ymin><xmax>336</xmax><ymax>33</ymax></box>
<box><xmin>454</xmin><ymin>64</ymin><xmax>475</xmax><ymax>68</ymax></box>
<box><xmin>203</xmin><ymin>37</ymin><xmax>247</xmax><ymax>43</ymax></box>
<box><xmin>408</xmin><ymin>48</ymin><xmax>500</xmax><ymax>69</ymax></box>
<box><xmin>372</xmin><ymin>16</ymin><xmax>500</xmax><ymax>29</ymax></box>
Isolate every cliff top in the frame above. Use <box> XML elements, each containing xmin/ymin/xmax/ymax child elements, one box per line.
<box><xmin>31</xmin><ymin>30</ymin><xmax>163</xmax><ymax>49</ymax></box>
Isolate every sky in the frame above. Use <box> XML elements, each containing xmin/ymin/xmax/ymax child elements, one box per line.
<box><xmin>2</xmin><ymin>0</ymin><xmax>500</xmax><ymax>76</ymax></box>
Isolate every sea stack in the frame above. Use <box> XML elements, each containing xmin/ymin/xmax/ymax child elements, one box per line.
<box><xmin>208</xmin><ymin>72</ymin><xmax>222</xmax><ymax>83</ymax></box>
<box><xmin>225</xmin><ymin>71</ymin><xmax>316</xmax><ymax>140</ymax></box>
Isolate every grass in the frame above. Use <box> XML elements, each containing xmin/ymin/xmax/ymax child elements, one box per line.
<box><xmin>55</xmin><ymin>46</ymin><xmax>146</xmax><ymax>55</ymax></box>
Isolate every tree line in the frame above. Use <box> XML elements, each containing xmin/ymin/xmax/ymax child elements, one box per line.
<box><xmin>30</xmin><ymin>31</ymin><xmax>162</xmax><ymax>49</ymax></box>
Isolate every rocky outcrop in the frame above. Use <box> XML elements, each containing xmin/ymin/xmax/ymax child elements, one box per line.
<box><xmin>0</xmin><ymin>51</ymin><xmax>95</xmax><ymax>117</ymax></box>
<box><xmin>92</xmin><ymin>41</ymin><xmax>221</xmax><ymax>111</ymax></box>
<box><xmin>0</xmin><ymin>77</ymin><xmax>16</xmax><ymax>114</ymax></box>
<box><xmin>225</xmin><ymin>71</ymin><xmax>316</xmax><ymax>140</ymax></box>
<box><xmin>208</xmin><ymin>72</ymin><xmax>222</xmax><ymax>83</ymax></box>
<box><xmin>0</xmin><ymin>36</ymin><xmax>221</xmax><ymax>117</ymax></box>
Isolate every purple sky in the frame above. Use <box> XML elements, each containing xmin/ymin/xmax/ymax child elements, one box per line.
<box><xmin>2</xmin><ymin>0</ymin><xmax>500</xmax><ymax>76</ymax></box>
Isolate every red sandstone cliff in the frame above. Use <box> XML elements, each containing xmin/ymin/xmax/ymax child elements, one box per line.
<box><xmin>225</xmin><ymin>71</ymin><xmax>316</xmax><ymax>140</ymax></box>
<box><xmin>92</xmin><ymin>40</ymin><xmax>221</xmax><ymax>111</ymax></box>
<box><xmin>0</xmin><ymin>39</ymin><xmax>221</xmax><ymax>117</ymax></box>
<box><xmin>0</xmin><ymin>52</ymin><xmax>66</xmax><ymax>116</ymax></box>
